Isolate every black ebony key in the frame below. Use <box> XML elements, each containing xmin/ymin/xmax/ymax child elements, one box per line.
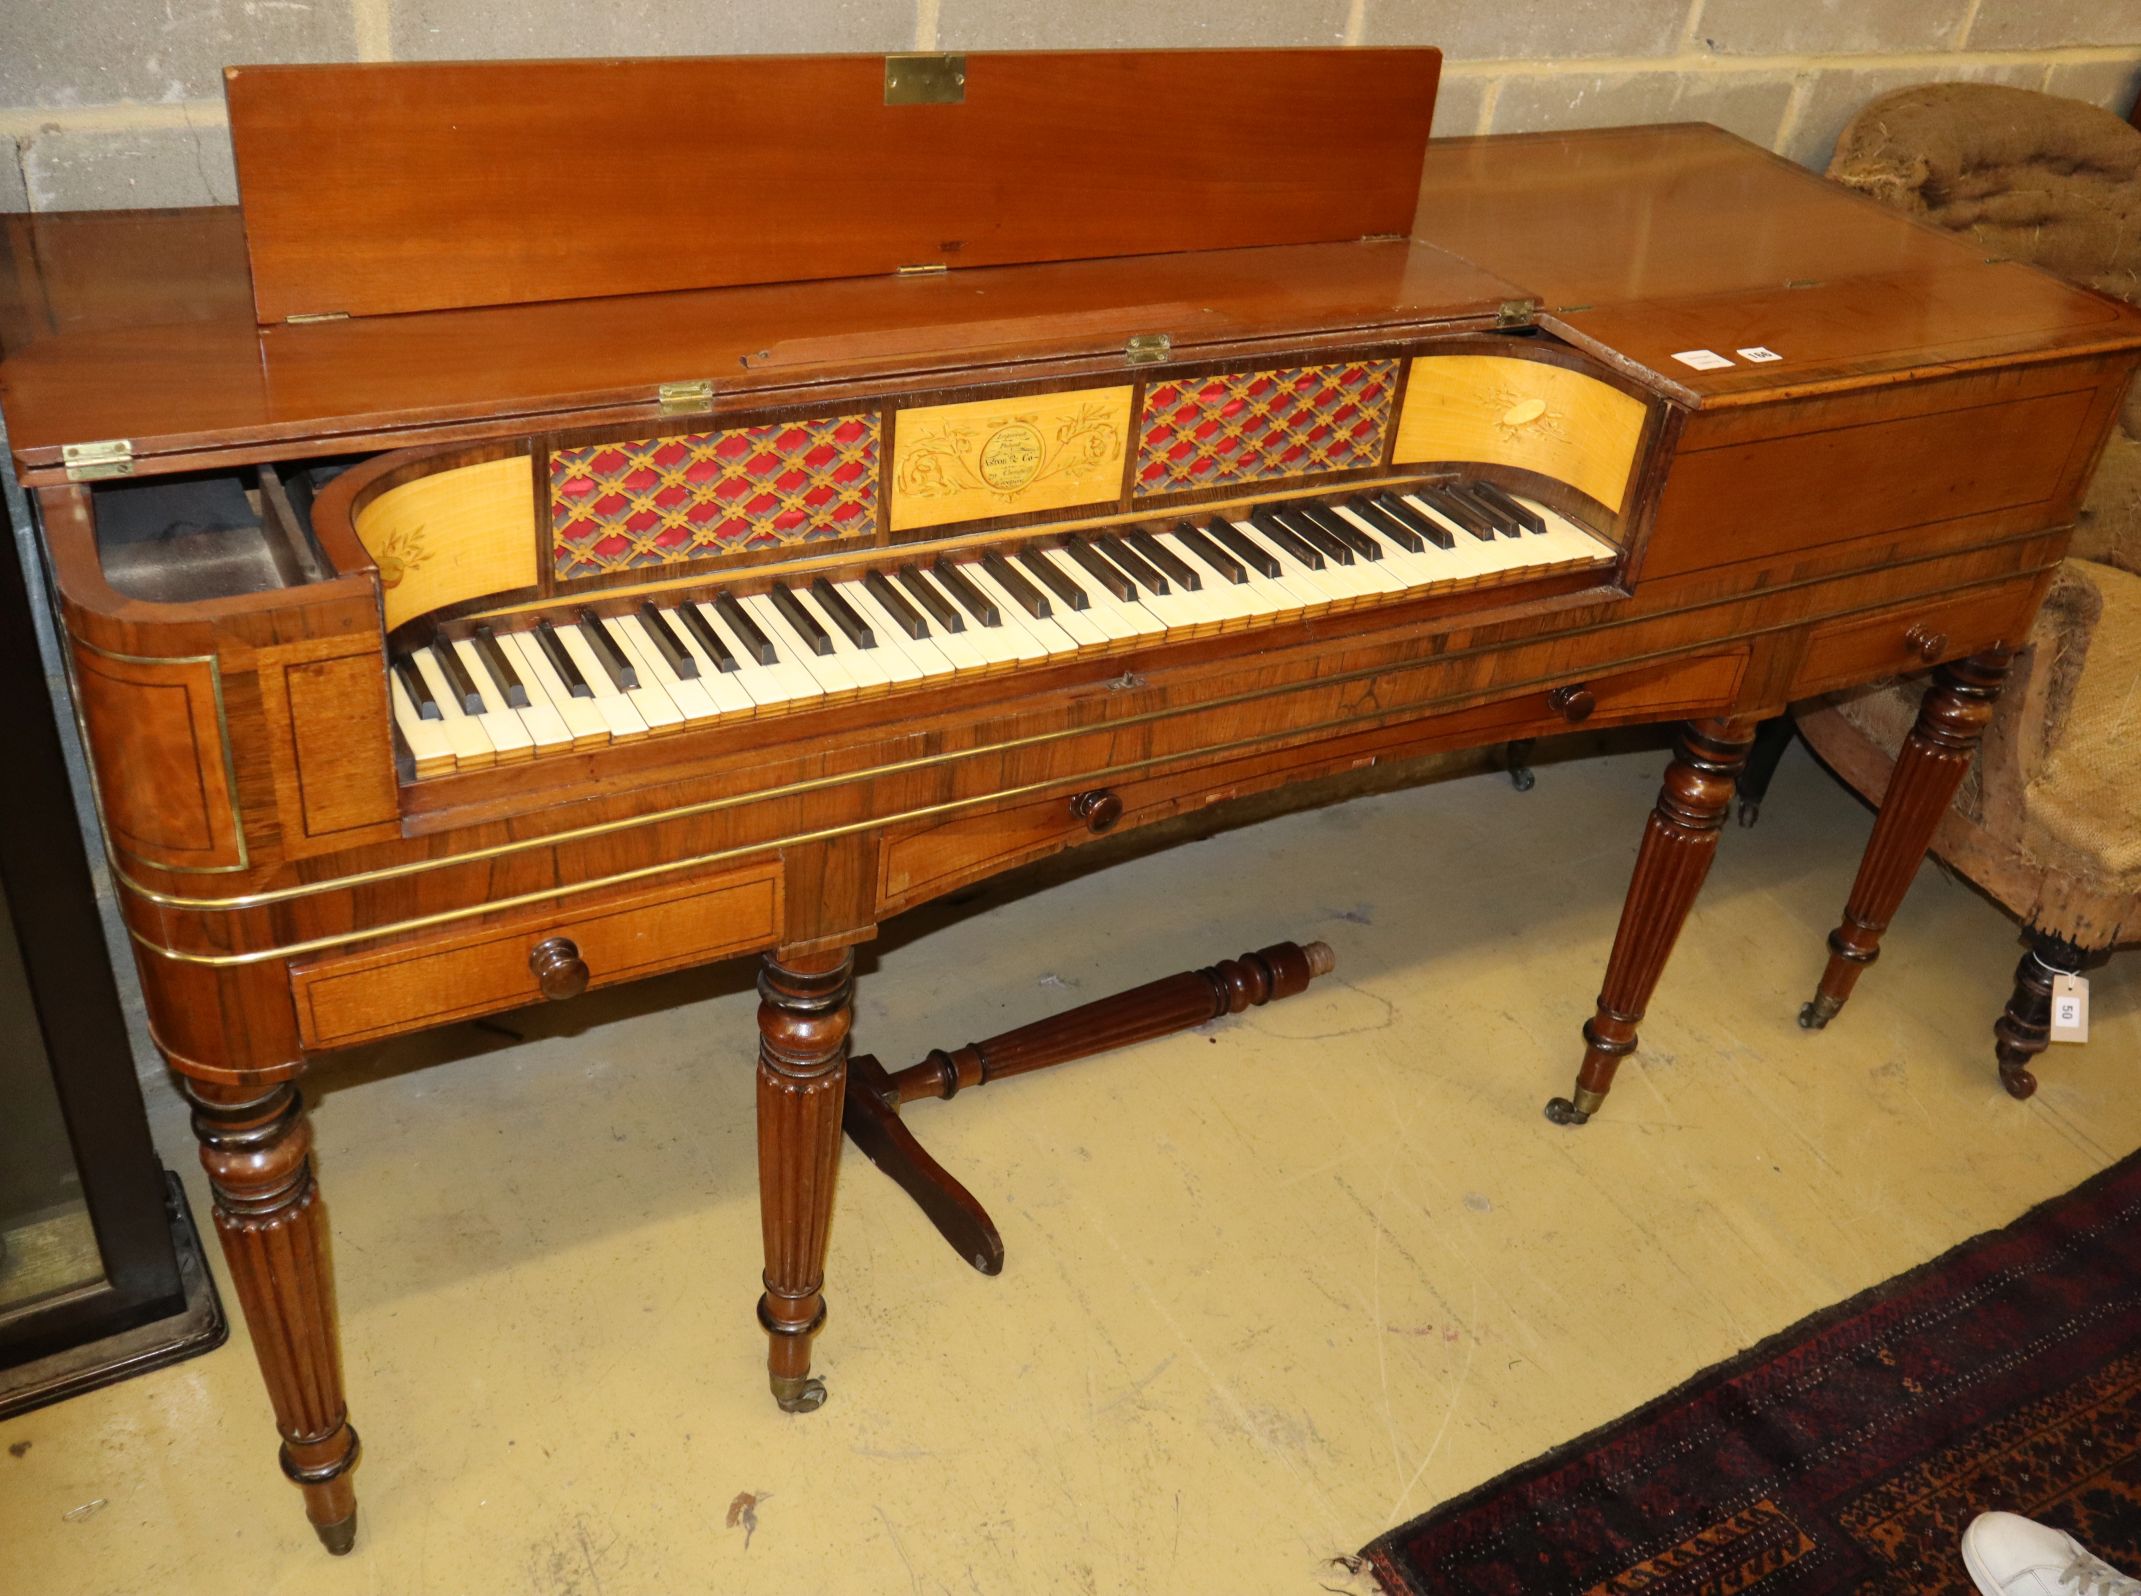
<box><xmin>932</xmin><ymin>558</ymin><xmax>1001</xmax><ymax>627</ymax></box>
<box><xmin>1173</xmin><ymin>522</ymin><xmax>1247</xmax><ymax>585</ymax></box>
<box><xmin>981</xmin><ymin>551</ymin><xmax>1051</xmax><ymax>619</ymax></box>
<box><xmin>810</xmin><ymin>577</ymin><xmax>876</xmax><ymax>649</ymax></box>
<box><xmin>428</xmin><ymin>636</ymin><xmax>486</xmax><ymax>715</ymax></box>
<box><xmin>865</xmin><ymin>570</ymin><xmax>931</xmax><ymax>639</ymax></box>
<box><xmin>1347</xmin><ymin>494</ymin><xmax>1425</xmax><ymax>553</ymax></box>
<box><xmin>1417</xmin><ymin>485</ymin><xmax>1496</xmax><ymax>541</ymax></box>
<box><xmin>679</xmin><ymin>603</ymin><xmax>741</xmax><ymax>672</ymax></box>
<box><xmin>536</xmin><ymin>618</ymin><xmax>593</xmax><ymax>697</ymax></box>
<box><xmin>895</xmin><ymin>566</ymin><xmax>964</xmax><ymax>633</ymax></box>
<box><xmin>1372</xmin><ymin>490</ymin><xmax>1454</xmax><ymax>550</ymax></box>
<box><xmin>1127</xmin><ymin>529</ymin><xmax>1200</xmax><ymax>591</ymax></box>
<box><xmin>578</xmin><ymin>608</ymin><xmax>640</xmax><ymax>689</ymax></box>
<box><xmin>1096</xmin><ymin>535</ymin><xmax>1169</xmax><ymax>596</ymax></box>
<box><xmin>639</xmin><ymin>603</ymin><xmax>702</xmax><ymax>679</ymax></box>
<box><xmin>1296</xmin><ymin>502</ymin><xmax>1380</xmax><ymax>561</ymax></box>
<box><xmin>1016</xmin><ymin>548</ymin><xmax>1089</xmax><ymax>612</ymax></box>
<box><xmin>1449</xmin><ymin>482</ymin><xmax>1521</xmax><ymax>538</ymax></box>
<box><xmin>769</xmin><ymin>584</ymin><xmax>834</xmax><ymax>656</ymax></box>
<box><xmin>473</xmin><ymin>625</ymin><xmax>531</xmax><ymax>708</ymax></box>
<box><xmin>713</xmin><ymin>593</ymin><xmax>778</xmax><ymax>666</ymax></box>
<box><xmin>1279</xmin><ymin>507</ymin><xmax>1353</xmax><ymax>565</ymax></box>
<box><xmin>1469</xmin><ymin>480</ymin><xmax>1547</xmax><ymax>534</ymax></box>
<box><xmin>1208</xmin><ymin>517</ymin><xmax>1282</xmax><ymax>578</ymax></box>
<box><xmin>1249</xmin><ymin>508</ymin><xmax>1325</xmax><ymax>570</ymax></box>
<box><xmin>1061</xmin><ymin>538</ymin><xmax>1136</xmax><ymax>601</ymax></box>
<box><xmin>392</xmin><ymin>652</ymin><xmax>441</xmax><ymax>719</ymax></box>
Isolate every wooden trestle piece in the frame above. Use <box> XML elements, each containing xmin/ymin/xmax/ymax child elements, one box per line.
<box><xmin>7</xmin><ymin>48</ymin><xmax>2141</xmax><ymax>1549</ymax></box>
<box><xmin>845</xmin><ymin>940</ymin><xmax>1336</xmax><ymax>1276</ymax></box>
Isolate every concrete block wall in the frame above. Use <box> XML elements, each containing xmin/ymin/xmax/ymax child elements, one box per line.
<box><xmin>0</xmin><ymin>1</ymin><xmax>2137</xmax><ymax>211</ymax></box>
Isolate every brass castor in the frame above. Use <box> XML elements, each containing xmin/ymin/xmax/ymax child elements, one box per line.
<box><xmin>1543</xmin><ymin>1096</ymin><xmax>1588</xmax><ymax>1126</ymax></box>
<box><xmin>315</xmin><ymin>1511</ymin><xmax>358</xmax><ymax>1556</ymax></box>
<box><xmin>1798</xmin><ymin>993</ymin><xmax>1842</xmax><ymax>1030</ymax></box>
<box><xmin>771</xmin><ymin>1373</ymin><xmax>827</xmax><ymax>1413</ymax></box>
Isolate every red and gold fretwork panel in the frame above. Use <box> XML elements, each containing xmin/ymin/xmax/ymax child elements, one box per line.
<box><xmin>550</xmin><ymin>414</ymin><xmax>880</xmax><ymax>579</ymax></box>
<box><xmin>1133</xmin><ymin>360</ymin><xmax>1398</xmax><ymax>497</ymax></box>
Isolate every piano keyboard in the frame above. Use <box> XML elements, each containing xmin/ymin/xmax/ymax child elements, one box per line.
<box><xmin>389</xmin><ymin>482</ymin><xmax>1613</xmax><ymax>776</ymax></box>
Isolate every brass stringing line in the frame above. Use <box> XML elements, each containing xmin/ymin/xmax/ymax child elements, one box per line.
<box><xmin>116</xmin><ymin>549</ymin><xmax>2052</xmax><ymax>917</ymax></box>
<box><xmin>122</xmin><ymin>557</ymin><xmax>2055</xmax><ymax>964</ymax></box>
<box><xmin>463</xmin><ymin>467</ymin><xmax>1539</xmax><ymax>620</ymax></box>
<box><xmin>120</xmin><ymin>660</ymin><xmax>1640</xmax><ymax>967</ymax></box>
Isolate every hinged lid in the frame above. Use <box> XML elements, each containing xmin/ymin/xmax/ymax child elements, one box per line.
<box><xmin>225</xmin><ymin>48</ymin><xmax>1443</xmax><ymax>323</ymax></box>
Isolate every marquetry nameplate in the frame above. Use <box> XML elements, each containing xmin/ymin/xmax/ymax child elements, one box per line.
<box><xmin>889</xmin><ymin>387</ymin><xmax>1133</xmax><ymax>533</ymax></box>
<box><xmin>357</xmin><ymin>454</ymin><xmax>540</xmax><ymax>632</ymax></box>
<box><xmin>1394</xmin><ymin>355</ymin><xmax>1647</xmax><ymax>513</ymax></box>
<box><xmin>1133</xmin><ymin>360</ymin><xmax>1398</xmax><ymax>498</ymax></box>
<box><xmin>551</xmin><ymin>414</ymin><xmax>880</xmax><ymax>580</ymax></box>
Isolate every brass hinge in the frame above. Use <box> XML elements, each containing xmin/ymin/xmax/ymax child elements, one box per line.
<box><xmin>1125</xmin><ymin>332</ymin><xmax>1172</xmax><ymax>366</ymax></box>
<box><xmin>1496</xmin><ymin>298</ymin><xmax>1538</xmax><ymax>328</ymax></box>
<box><xmin>1358</xmin><ymin>232</ymin><xmax>1406</xmax><ymax>244</ymax></box>
<box><xmin>61</xmin><ymin>439</ymin><xmax>135</xmax><ymax>482</ymax></box>
<box><xmin>884</xmin><ymin>53</ymin><xmax>967</xmax><ymax>106</ymax></box>
<box><xmin>283</xmin><ymin>310</ymin><xmax>350</xmax><ymax>324</ymax></box>
<box><xmin>896</xmin><ymin>262</ymin><xmax>949</xmax><ymax>277</ymax></box>
<box><xmin>658</xmin><ymin>379</ymin><xmax>713</xmax><ymax>414</ymax></box>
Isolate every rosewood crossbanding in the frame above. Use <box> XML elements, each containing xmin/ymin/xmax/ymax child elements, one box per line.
<box><xmin>6</xmin><ymin>49</ymin><xmax>2139</xmax><ymax>1554</ymax></box>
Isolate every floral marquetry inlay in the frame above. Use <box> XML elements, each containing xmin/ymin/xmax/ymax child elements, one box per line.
<box><xmin>1133</xmin><ymin>360</ymin><xmax>1398</xmax><ymax>496</ymax></box>
<box><xmin>550</xmin><ymin>415</ymin><xmax>880</xmax><ymax>579</ymax></box>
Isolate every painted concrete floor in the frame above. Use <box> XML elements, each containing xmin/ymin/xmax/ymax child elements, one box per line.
<box><xmin>5</xmin><ymin>738</ymin><xmax>2138</xmax><ymax>1596</ymax></box>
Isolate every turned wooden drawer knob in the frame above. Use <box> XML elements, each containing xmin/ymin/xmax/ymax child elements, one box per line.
<box><xmin>529</xmin><ymin>936</ymin><xmax>589</xmax><ymax>1001</ymax></box>
<box><xmin>1070</xmin><ymin>788</ymin><xmax>1123</xmax><ymax>834</ymax></box>
<box><xmin>1548</xmin><ymin>683</ymin><xmax>1596</xmax><ymax>723</ymax></box>
<box><xmin>1905</xmin><ymin>623</ymin><xmax>1948</xmax><ymax>662</ymax></box>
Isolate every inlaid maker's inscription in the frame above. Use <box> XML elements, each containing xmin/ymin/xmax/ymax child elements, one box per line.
<box><xmin>890</xmin><ymin>386</ymin><xmax>1133</xmax><ymax>532</ymax></box>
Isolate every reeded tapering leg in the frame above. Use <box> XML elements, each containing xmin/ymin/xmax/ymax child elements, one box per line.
<box><xmin>756</xmin><ymin>948</ymin><xmax>853</xmax><ymax>1413</ymax></box>
<box><xmin>1800</xmin><ymin>651</ymin><xmax>2011</xmax><ymax>1030</ymax></box>
<box><xmin>1992</xmin><ymin>931</ymin><xmax>2096</xmax><ymax>1101</ymax></box>
<box><xmin>1546</xmin><ymin>718</ymin><xmax>1756</xmax><ymax>1126</ymax></box>
<box><xmin>180</xmin><ymin>1075</ymin><xmax>360</xmax><ymax>1554</ymax></box>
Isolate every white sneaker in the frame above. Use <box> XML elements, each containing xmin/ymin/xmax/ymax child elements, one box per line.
<box><xmin>1962</xmin><ymin>1512</ymin><xmax>2141</xmax><ymax>1596</ymax></box>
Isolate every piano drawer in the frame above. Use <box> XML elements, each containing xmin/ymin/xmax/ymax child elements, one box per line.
<box><xmin>1788</xmin><ymin>577</ymin><xmax>2040</xmax><ymax>699</ymax></box>
<box><xmin>877</xmin><ymin>649</ymin><xmax>1747</xmax><ymax>914</ymax></box>
<box><xmin>289</xmin><ymin>861</ymin><xmax>782</xmax><ymax>1050</ymax></box>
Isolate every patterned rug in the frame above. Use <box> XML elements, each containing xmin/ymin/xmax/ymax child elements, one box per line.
<box><xmin>1364</xmin><ymin>1151</ymin><xmax>2141</xmax><ymax>1595</ymax></box>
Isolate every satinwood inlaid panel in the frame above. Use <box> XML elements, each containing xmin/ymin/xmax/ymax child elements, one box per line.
<box><xmin>888</xmin><ymin>387</ymin><xmax>1131</xmax><ymax>533</ymax></box>
<box><xmin>1132</xmin><ymin>361</ymin><xmax>1398</xmax><ymax>497</ymax></box>
<box><xmin>551</xmin><ymin>414</ymin><xmax>879</xmax><ymax>578</ymax></box>
<box><xmin>355</xmin><ymin>454</ymin><xmax>537</xmax><ymax>631</ymax></box>
<box><xmin>1393</xmin><ymin>355</ymin><xmax>1647</xmax><ymax>513</ymax></box>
